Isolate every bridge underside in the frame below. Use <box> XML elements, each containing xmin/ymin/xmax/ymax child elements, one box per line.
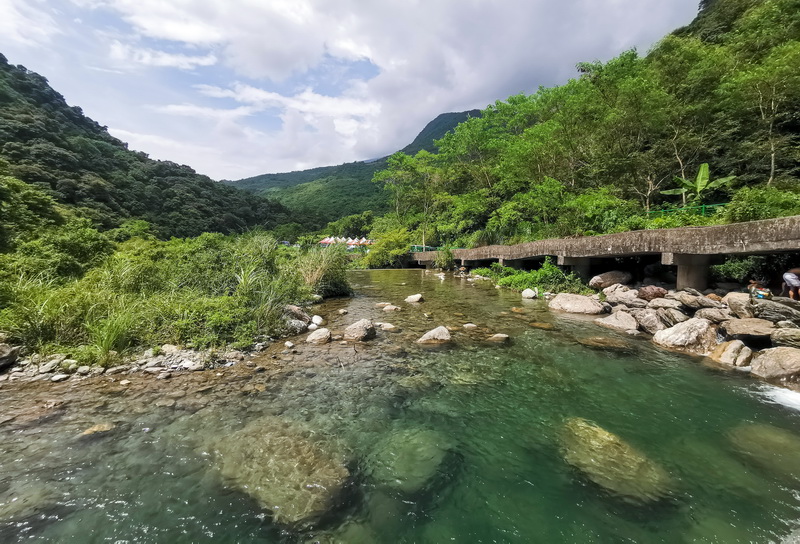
<box><xmin>413</xmin><ymin>216</ymin><xmax>800</xmax><ymax>290</ymax></box>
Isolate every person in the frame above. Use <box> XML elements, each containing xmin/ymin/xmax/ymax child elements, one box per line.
<box><xmin>783</xmin><ymin>268</ymin><xmax>800</xmax><ymax>300</ymax></box>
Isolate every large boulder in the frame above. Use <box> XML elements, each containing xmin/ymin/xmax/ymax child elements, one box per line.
<box><xmin>637</xmin><ymin>285</ymin><xmax>668</xmax><ymax>302</ymax></box>
<box><xmin>652</xmin><ymin>318</ymin><xmax>717</xmax><ymax>355</ymax></box>
<box><xmin>720</xmin><ymin>318</ymin><xmax>774</xmax><ymax>341</ymax></box>
<box><xmin>657</xmin><ymin>308</ymin><xmax>691</xmax><ymax>327</ymax></box>
<box><xmin>771</xmin><ymin>329</ymin><xmax>800</xmax><ymax>348</ymax></box>
<box><xmin>647</xmin><ymin>298</ymin><xmax>684</xmax><ymax>311</ymax></box>
<box><xmin>549</xmin><ymin>293</ymin><xmax>605</xmax><ymax>315</ymax></box>
<box><xmin>284</xmin><ymin>304</ymin><xmax>312</xmax><ymax>324</ymax></box>
<box><xmin>0</xmin><ymin>344</ymin><xmax>20</xmax><ymax>372</ymax></box>
<box><xmin>751</xmin><ymin>298</ymin><xmax>800</xmax><ymax>326</ymax></box>
<box><xmin>595</xmin><ymin>311</ymin><xmax>638</xmax><ymax>332</ymax></box>
<box><xmin>306</xmin><ymin>328</ymin><xmax>332</xmax><ymax>344</ymax></box>
<box><xmin>417</xmin><ymin>326</ymin><xmax>452</xmax><ymax>344</ymax></box>
<box><xmin>694</xmin><ymin>308</ymin><xmax>734</xmax><ymax>324</ymax></box>
<box><xmin>285</xmin><ymin>319</ymin><xmax>309</xmax><ymax>335</ymax></box>
<box><xmin>727</xmin><ymin>423</ymin><xmax>800</xmax><ymax>481</ymax></box>
<box><xmin>589</xmin><ymin>271</ymin><xmax>632</xmax><ymax>289</ymax></box>
<box><xmin>521</xmin><ymin>288</ymin><xmax>538</xmax><ymax>299</ymax></box>
<box><xmin>211</xmin><ymin>417</ymin><xmax>349</xmax><ymax>527</ymax></box>
<box><xmin>367</xmin><ymin>428</ymin><xmax>451</xmax><ymax>494</ymax></box>
<box><xmin>750</xmin><ymin>347</ymin><xmax>800</xmax><ymax>380</ymax></box>
<box><xmin>603</xmin><ymin>284</ymin><xmax>647</xmax><ymax>308</ymax></box>
<box><xmin>559</xmin><ymin>418</ymin><xmax>672</xmax><ymax>504</ymax></box>
<box><xmin>669</xmin><ymin>291</ymin><xmax>722</xmax><ymax>310</ymax></box>
<box><xmin>708</xmin><ymin>340</ymin><xmax>752</xmax><ymax>367</ymax></box>
<box><xmin>630</xmin><ymin>309</ymin><xmax>667</xmax><ymax>335</ymax></box>
<box><xmin>344</xmin><ymin>319</ymin><xmax>376</xmax><ymax>341</ymax></box>
<box><xmin>722</xmin><ymin>293</ymin><xmax>754</xmax><ymax>319</ymax></box>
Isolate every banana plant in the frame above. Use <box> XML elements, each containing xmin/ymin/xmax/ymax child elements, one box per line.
<box><xmin>661</xmin><ymin>163</ymin><xmax>736</xmax><ymax>206</ymax></box>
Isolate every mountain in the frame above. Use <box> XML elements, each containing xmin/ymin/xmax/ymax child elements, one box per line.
<box><xmin>0</xmin><ymin>53</ymin><xmax>291</xmax><ymax>239</ymax></box>
<box><xmin>225</xmin><ymin>110</ymin><xmax>480</xmax><ymax>228</ymax></box>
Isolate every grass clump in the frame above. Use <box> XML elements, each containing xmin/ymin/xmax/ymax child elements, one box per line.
<box><xmin>472</xmin><ymin>258</ymin><xmax>590</xmax><ymax>294</ymax></box>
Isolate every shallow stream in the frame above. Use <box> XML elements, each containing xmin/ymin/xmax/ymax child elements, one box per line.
<box><xmin>2</xmin><ymin>269</ymin><xmax>800</xmax><ymax>543</ymax></box>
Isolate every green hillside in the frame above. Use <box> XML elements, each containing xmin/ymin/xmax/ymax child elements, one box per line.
<box><xmin>0</xmin><ymin>54</ymin><xmax>291</xmax><ymax>239</ymax></box>
<box><xmin>225</xmin><ymin>110</ymin><xmax>480</xmax><ymax>227</ymax></box>
<box><xmin>364</xmin><ymin>0</ymin><xmax>800</xmax><ymax>259</ymax></box>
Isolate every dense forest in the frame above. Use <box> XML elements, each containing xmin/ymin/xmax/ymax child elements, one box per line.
<box><xmin>361</xmin><ymin>0</ymin><xmax>800</xmax><ymax>256</ymax></box>
<box><xmin>0</xmin><ymin>54</ymin><xmax>290</xmax><ymax>239</ymax></box>
<box><xmin>226</xmin><ymin>111</ymin><xmax>480</xmax><ymax>230</ymax></box>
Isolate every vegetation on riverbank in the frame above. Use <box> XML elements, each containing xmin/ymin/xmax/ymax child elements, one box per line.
<box><xmin>472</xmin><ymin>259</ymin><xmax>591</xmax><ymax>295</ymax></box>
<box><xmin>365</xmin><ymin>0</ymin><xmax>800</xmax><ymax>251</ymax></box>
<box><xmin>0</xmin><ymin>176</ymin><xmax>350</xmax><ymax>365</ymax></box>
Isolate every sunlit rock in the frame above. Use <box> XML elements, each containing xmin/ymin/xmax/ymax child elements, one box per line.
<box><xmin>653</xmin><ymin>318</ymin><xmax>717</xmax><ymax>355</ymax></box>
<box><xmin>212</xmin><ymin>417</ymin><xmax>349</xmax><ymax>527</ymax></box>
<box><xmin>417</xmin><ymin>326</ymin><xmax>451</xmax><ymax>344</ymax></box>
<box><xmin>306</xmin><ymin>328</ymin><xmax>331</xmax><ymax>345</ymax></box>
<box><xmin>344</xmin><ymin>319</ymin><xmax>376</xmax><ymax>341</ymax></box>
<box><xmin>367</xmin><ymin>427</ymin><xmax>451</xmax><ymax>494</ymax></box>
<box><xmin>750</xmin><ymin>347</ymin><xmax>800</xmax><ymax>380</ymax></box>
<box><xmin>404</xmin><ymin>294</ymin><xmax>424</xmax><ymax>303</ymax></box>
<box><xmin>595</xmin><ymin>311</ymin><xmax>638</xmax><ymax>332</ymax></box>
<box><xmin>589</xmin><ymin>271</ymin><xmax>632</xmax><ymax>289</ymax></box>
<box><xmin>559</xmin><ymin>417</ymin><xmax>672</xmax><ymax>503</ymax></box>
<box><xmin>548</xmin><ymin>293</ymin><xmax>605</xmax><ymax>314</ymax></box>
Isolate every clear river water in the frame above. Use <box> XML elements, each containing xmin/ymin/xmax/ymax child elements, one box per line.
<box><xmin>2</xmin><ymin>269</ymin><xmax>800</xmax><ymax>543</ymax></box>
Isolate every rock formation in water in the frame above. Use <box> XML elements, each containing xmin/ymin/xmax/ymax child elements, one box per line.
<box><xmin>559</xmin><ymin>417</ymin><xmax>672</xmax><ymax>504</ymax></box>
<box><xmin>727</xmin><ymin>423</ymin><xmax>800</xmax><ymax>481</ymax></box>
<box><xmin>211</xmin><ymin>416</ymin><xmax>349</xmax><ymax>527</ymax></box>
<box><xmin>366</xmin><ymin>427</ymin><xmax>451</xmax><ymax>494</ymax></box>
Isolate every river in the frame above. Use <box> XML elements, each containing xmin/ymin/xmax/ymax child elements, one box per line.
<box><xmin>2</xmin><ymin>269</ymin><xmax>800</xmax><ymax>543</ymax></box>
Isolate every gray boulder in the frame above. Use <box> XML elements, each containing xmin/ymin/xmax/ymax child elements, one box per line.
<box><xmin>603</xmin><ymin>284</ymin><xmax>647</xmax><ymax>308</ymax></box>
<box><xmin>284</xmin><ymin>304</ymin><xmax>312</xmax><ymax>324</ymax></box>
<box><xmin>669</xmin><ymin>291</ymin><xmax>722</xmax><ymax>310</ymax></box>
<box><xmin>657</xmin><ymin>308</ymin><xmax>690</xmax><ymax>327</ymax></box>
<box><xmin>751</xmin><ymin>347</ymin><xmax>800</xmax><ymax>380</ymax></box>
<box><xmin>549</xmin><ymin>293</ymin><xmax>605</xmax><ymax>315</ymax></box>
<box><xmin>521</xmin><ymin>288</ymin><xmax>538</xmax><ymax>299</ymax></box>
<box><xmin>589</xmin><ymin>271</ymin><xmax>632</xmax><ymax>289</ymax></box>
<box><xmin>595</xmin><ymin>311</ymin><xmax>638</xmax><ymax>332</ymax></box>
<box><xmin>0</xmin><ymin>344</ymin><xmax>20</xmax><ymax>372</ymax></box>
<box><xmin>212</xmin><ymin>417</ymin><xmax>349</xmax><ymax>527</ymax></box>
<box><xmin>559</xmin><ymin>417</ymin><xmax>671</xmax><ymax>504</ymax></box>
<box><xmin>751</xmin><ymin>298</ymin><xmax>800</xmax><ymax>326</ymax></box>
<box><xmin>344</xmin><ymin>319</ymin><xmax>376</xmax><ymax>341</ymax></box>
<box><xmin>286</xmin><ymin>319</ymin><xmax>309</xmax><ymax>335</ymax></box>
<box><xmin>647</xmin><ymin>298</ymin><xmax>684</xmax><ymax>311</ymax></box>
<box><xmin>722</xmin><ymin>293</ymin><xmax>754</xmax><ymax>319</ymax></box>
<box><xmin>630</xmin><ymin>309</ymin><xmax>667</xmax><ymax>335</ymax></box>
<box><xmin>417</xmin><ymin>326</ymin><xmax>452</xmax><ymax>344</ymax></box>
<box><xmin>694</xmin><ymin>308</ymin><xmax>734</xmax><ymax>324</ymax></box>
<box><xmin>306</xmin><ymin>328</ymin><xmax>332</xmax><ymax>344</ymax></box>
<box><xmin>404</xmin><ymin>294</ymin><xmax>424</xmax><ymax>303</ymax></box>
<box><xmin>720</xmin><ymin>318</ymin><xmax>774</xmax><ymax>341</ymax></box>
<box><xmin>771</xmin><ymin>329</ymin><xmax>800</xmax><ymax>348</ymax></box>
<box><xmin>653</xmin><ymin>318</ymin><xmax>716</xmax><ymax>355</ymax></box>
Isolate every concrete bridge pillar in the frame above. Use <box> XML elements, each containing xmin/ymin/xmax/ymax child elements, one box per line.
<box><xmin>499</xmin><ymin>258</ymin><xmax>524</xmax><ymax>270</ymax></box>
<box><xmin>557</xmin><ymin>256</ymin><xmax>592</xmax><ymax>281</ymax></box>
<box><xmin>662</xmin><ymin>253</ymin><xmax>710</xmax><ymax>291</ymax></box>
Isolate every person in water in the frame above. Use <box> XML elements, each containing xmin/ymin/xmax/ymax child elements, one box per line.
<box><xmin>783</xmin><ymin>268</ymin><xmax>800</xmax><ymax>300</ymax></box>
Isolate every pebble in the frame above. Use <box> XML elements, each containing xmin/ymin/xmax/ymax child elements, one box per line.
<box><xmin>120</xmin><ymin>380</ymin><xmax>131</xmax><ymax>386</ymax></box>
<box><xmin>51</xmin><ymin>374</ymin><xmax>69</xmax><ymax>382</ymax></box>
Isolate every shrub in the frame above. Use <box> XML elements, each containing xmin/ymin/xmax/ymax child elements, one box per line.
<box><xmin>496</xmin><ymin>257</ymin><xmax>590</xmax><ymax>294</ymax></box>
<box><xmin>724</xmin><ymin>186</ymin><xmax>800</xmax><ymax>223</ymax></box>
<box><xmin>295</xmin><ymin>243</ymin><xmax>351</xmax><ymax>297</ymax></box>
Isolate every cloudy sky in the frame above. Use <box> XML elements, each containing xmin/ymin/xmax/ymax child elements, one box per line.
<box><xmin>0</xmin><ymin>0</ymin><xmax>699</xmax><ymax>181</ymax></box>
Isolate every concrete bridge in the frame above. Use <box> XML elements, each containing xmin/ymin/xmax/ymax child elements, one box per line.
<box><xmin>411</xmin><ymin>216</ymin><xmax>800</xmax><ymax>290</ymax></box>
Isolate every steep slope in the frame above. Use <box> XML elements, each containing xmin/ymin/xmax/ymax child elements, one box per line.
<box><xmin>0</xmin><ymin>54</ymin><xmax>291</xmax><ymax>239</ymax></box>
<box><xmin>226</xmin><ymin>110</ymin><xmax>480</xmax><ymax>227</ymax></box>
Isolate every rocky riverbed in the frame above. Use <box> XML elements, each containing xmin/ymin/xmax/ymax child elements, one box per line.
<box><xmin>2</xmin><ymin>269</ymin><xmax>800</xmax><ymax>543</ymax></box>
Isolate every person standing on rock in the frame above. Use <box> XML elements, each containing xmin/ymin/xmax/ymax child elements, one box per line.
<box><xmin>783</xmin><ymin>268</ymin><xmax>800</xmax><ymax>300</ymax></box>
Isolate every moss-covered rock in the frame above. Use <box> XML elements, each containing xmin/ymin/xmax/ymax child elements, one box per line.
<box><xmin>366</xmin><ymin>427</ymin><xmax>451</xmax><ymax>494</ymax></box>
<box><xmin>559</xmin><ymin>417</ymin><xmax>672</xmax><ymax>504</ymax></box>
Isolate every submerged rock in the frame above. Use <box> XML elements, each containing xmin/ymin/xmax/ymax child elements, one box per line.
<box><xmin>559</xmin><ymin>417</ymin><xmax>671</xmax><ymax>504</ymax></box>
<box><xmin>548</xmin><ymin>294</ymin><xmax>605</xmax><ymax>315</ymax></box>
<box><xmin>81</xmin><ymin>422</ymin><xmax>115</xmax><ymax>436</ymax></box>
<box><xmin>212</xmin><ymin>417</ymin><xmax>349</xmax><ymax>527</ymax></box>
<box><xmin>344</xmin><ymin>319</ymin><xmax>376</xmax><ymax>341</ymax></box>
<box><xmin>487</xmin><ymin>333</ymin><xmax>510</xmax><ymax>343</ymax></box>
<box><xmin>417</xmin><ymin>326</ymin><xmax>451</xmax><ymax>344</ymax></box>
<box><xmin>367</xmin><ymin>427</ymin><xmax>451</xmax><ymax>494</ymax></box>
<box><xmin>727</xmin><ymin>423</ymin><xmax>800</xmax><ymax>481</ymax></box>
<box><xmin>577</xmin><ymin>336</ymin><xmax>631</xmax><ymax>352</ymax></box>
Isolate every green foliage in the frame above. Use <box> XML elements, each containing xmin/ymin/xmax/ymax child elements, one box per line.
<box><xmin>661</xmin><ymin>163</ymin><xmax>736</xmax><ymax>204</ymax></box>
<box><xmin>724</xmin><ymin>186</ymin><xmax>800</xmax><ymax>222</ymax></box>
<box><xmin>295</xmin><ymin>244</ymin><xmax>351</xmax><ymax>297</ymax></box>
<box><xmin>711</xmin><ymin>254</ymin><xmax>793</xmax><ymax>284</ymax></box>
<box><xmin>325</xmin><ymin>211</ymin><xmax>375</xmax><ymax>238</ymax></box>
<box><xmin>0</xmin><ymin>54</ymin><xmax>291</xmax><ymax>238</ymax></box>
<box><xmin>471</xmin><ymin>259</ymin><xmax>589</xmax><ymax>294</ymax></box>
<box><xmin>359</xmin><ymin>228</ymin><xmax>412</xmax><ymax>268</ymax></box>
<box><xmin>433</xmin><ymin>247</ymin><xmax>455</xmax><ymax>270</ymax></box>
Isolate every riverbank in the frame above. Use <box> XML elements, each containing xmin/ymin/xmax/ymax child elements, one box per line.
<box><xmin>2</xmin><ymin>269</ymin><xmax>800</xmax><ymax>543</ymax></box>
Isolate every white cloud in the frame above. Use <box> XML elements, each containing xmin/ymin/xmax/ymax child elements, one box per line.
<box><xmin>109</xmin><ymin>40</ymin><xmax>217</xmax><ymax>69</ymax></box>
<box><xmin>0</xmin><ymin>0</ymin><xmax>61</xmax><ymax>47</ymax></box>
<box><xmin>7</xmin><ymin>0</ymin><xmax>701</xmax><ymax>179</ymax></box>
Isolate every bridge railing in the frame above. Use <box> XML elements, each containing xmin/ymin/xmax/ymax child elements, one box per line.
<box><xmin>647</xmin><ymin>203</ymin><xmax>727</xmax><ymax>217</ymax></box>
<box><xmin>410</xmin><ymin>245</ymin><xmax>466</xmax><ymax>253</ymax></box>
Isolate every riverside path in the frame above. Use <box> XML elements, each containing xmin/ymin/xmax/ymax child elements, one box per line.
<box><xmin>411</xmin><ymin>215</ymin><xmax>800</xmax><ymax>290</ymax></box>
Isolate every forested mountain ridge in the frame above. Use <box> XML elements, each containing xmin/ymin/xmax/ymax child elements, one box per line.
<box><xmin>224</xmin><ymin>110</ymin><xmax>480</xmax><ymax>229</ymax></box>
<box><xmin>0</xmin><ymin>53</ymin><xmax>291</xmax><ymax>239</ymax></box>
<box><xmin>364</xmin><ymin>0</ymin><xmax>800</xmax><ymax>255</ymax></box>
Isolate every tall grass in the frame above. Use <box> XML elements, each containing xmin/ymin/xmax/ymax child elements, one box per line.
<box><xmin>296</xmin><ymin>244</ymin><xmax>351</xmax><ymax>297</ymax></box>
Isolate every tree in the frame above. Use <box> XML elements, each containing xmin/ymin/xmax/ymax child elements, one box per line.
<box><xmin>661</xmin><ymin>163</ymin><xmax>736</xmax><ymax>204</ymax></box>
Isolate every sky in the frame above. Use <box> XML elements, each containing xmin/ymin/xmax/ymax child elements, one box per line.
<box><xmin>0</xmin><ymin>0</ymin><xmax>700</xmax><ymax>181</ymax></box>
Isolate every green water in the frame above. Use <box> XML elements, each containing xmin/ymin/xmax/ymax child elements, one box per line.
<box><xmin>2</xmin><ymin>269</ymin><xmax>800</xmax><ymax>543</ymax></box>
